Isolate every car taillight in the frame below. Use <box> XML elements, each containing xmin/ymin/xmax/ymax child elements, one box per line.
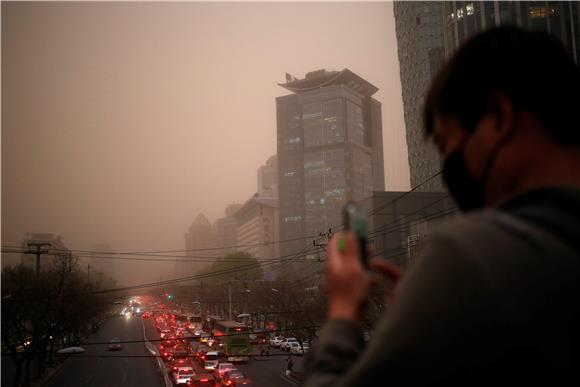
<box><xmin>164</xmin><ymin>352</ymin><xmax>168</xmax><ymax>356</ymax></box>
<box><xmin>201</xmin><ymin>379</ymin><xmax>208</xmax><ymax>382</ymax></box>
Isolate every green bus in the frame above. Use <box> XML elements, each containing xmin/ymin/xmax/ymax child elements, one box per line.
<box><xmin>213</xmin><ymin>321</ymin><xmax>250</xmax><ymax>362</ymax></box>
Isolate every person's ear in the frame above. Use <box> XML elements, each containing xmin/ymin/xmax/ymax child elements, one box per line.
<box><xmin>487</xmin><ymin>92</ymin><xmax>515</xmax><ymax>142</ymax></box>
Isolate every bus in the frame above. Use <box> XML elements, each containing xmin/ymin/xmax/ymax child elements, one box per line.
<box><xmin>213</xmin><ymin>321</ymin><xmax>250</xmax><ymax>362</ymax></box>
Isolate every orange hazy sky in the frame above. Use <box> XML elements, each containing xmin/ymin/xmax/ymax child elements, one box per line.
<box><xmin>2</xmin><ymin>1</ymin><xmax>409</xmax><ymax>283</ymax></box>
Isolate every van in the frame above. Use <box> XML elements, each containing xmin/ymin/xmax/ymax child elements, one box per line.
<box><xmin>204</xmin><ymin>351</ymin><xmax>219</xmax><ymax>371</ymax></box>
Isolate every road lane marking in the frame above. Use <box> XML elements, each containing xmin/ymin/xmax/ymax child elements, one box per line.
<box><xmin>86</xmin><ymin>374</ymin><xmax>93</xmax><ymax>384</ymax></box>
<box><xmin>280</xmin><ymin>373</ymin><xmax>299</xmax><ymax>386</ymax></box>
<box><xmin>141</xmin><ymin>317</ymin><xmax>172</xmax><ymax>387</ymax></box>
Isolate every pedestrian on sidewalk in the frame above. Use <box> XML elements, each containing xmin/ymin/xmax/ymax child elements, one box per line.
<box><xmin>286</xmin><ymin>354</ymin><xmax>294</xmax><ymax>376</ymax></box>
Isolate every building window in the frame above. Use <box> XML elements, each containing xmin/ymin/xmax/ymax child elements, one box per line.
<box><xmin>303</xmin><ymin>102</ymin><xmax>323</xmax><ymax>147</ymax></box>
<box><xmin>466</xmin><ymin>3</ymin><xmax>474</xmax><ymax>16</ymax></box>
<box><xmin>346</xmin><ymin>101</ymin><xmax>365</xmax><ymax>146</ymax></box>
<box><xmin>529</xmin><ymin>5</ymin><xmax>546</xmax><ymax>18</ymax></box>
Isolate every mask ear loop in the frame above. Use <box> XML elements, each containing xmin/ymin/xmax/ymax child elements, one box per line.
<box><xmin>479</xmin><ymin>126</ymin><xmax>516</xmax><ymax>201</ymax></box>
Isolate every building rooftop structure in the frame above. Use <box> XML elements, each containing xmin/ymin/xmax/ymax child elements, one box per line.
<box><xmin>278</xmin><ymin>68</ymin><xmax>379</xmax><ymax>97</ymax></box>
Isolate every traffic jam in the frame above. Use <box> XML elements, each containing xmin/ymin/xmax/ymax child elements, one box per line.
<box><xmin>117</xmin><ymin>295</ymin><xmax>310</xmax><ymax>386</ymax></box>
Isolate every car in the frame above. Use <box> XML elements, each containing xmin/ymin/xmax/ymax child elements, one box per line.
<box><xmin>280</xmin><ymin>337</ymin><xmax>298</xmax><ymax>351</ymax></box>
<box><xmin>203</xmin><ymin>351</ymin><xmax>219</xmax><ymax>371</ymax></box>
<box><xmin>160</xmin><ymin>339</ymin><xmax>177</xmax><ymax>349</ymax></box>
<box><xmin>213</xmin><ymin>362</ymin><xmax>236</xmax><ymax>381</ymax></box>
<box><xmin>289</xmin><ymin>341</ymin><xmax>303</xmax><ymax>355</ymax></box>
<box><xmin>173</xmin><ymin>366</ymin><xmax>196</xmax><ymax>385</ymax></box>
<box><xmin>269</xmin><ymin>336</ymin><xmax>284</xmax><ymax>347</ymax></box>
<box><xmin>220</xmin><ymin>370</ymin><xmax>245</xmax><ymax>386</ymax></box>
<box><xmin>161</xmin><ymin>329</ymin><xmax>172</xmax><ymax>338</ymax></box>
<box><xmin>160</xmin><ymin>346</ymin><xmax>176</xmax><ymax>362</ymax></box>
<box><xmin>188</xmin><ymin>374</ymin><xmax>216</xmax><ymax>387</ymax></box>
<box><xmin>200</xmin><ymin>333</ymin><xmax>210</xmax><ymax>343</ymax></box>
<box><xmin>108</xmin><ymin>337</ymin><xmax>122</xmax><ymax>351</ymax></box>
<box><xmin>170</xmin><ymin>356</ymin><xmax>194</xmax><ymax>373</ymax></box>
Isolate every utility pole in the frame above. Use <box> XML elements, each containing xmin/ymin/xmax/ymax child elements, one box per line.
<box><xmin>228</xmin><ymin>282</ymin><xmax>232</xmax><ymax>321</ymax></box>
<box><xmin>25</xmin><ymin>242</ymin><xmax>51</xmax><ymax>278</ymax></box>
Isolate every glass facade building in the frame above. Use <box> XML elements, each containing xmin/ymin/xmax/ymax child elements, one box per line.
<box><xmin>276</xmin><ymin>69</ymin><xmax>385</xmax><ymax>259</ymax></box>
<box><xmin>393</xmin><ymin>1</ymin><xmax>447</xmax><ymax>192</ymax></box>
<box><xmin>394</xmin><ymin>1</ymin><xmax>580</xmax><ymax>192</ymax></box>
<box><xmin>442</xmin><ymin>1</ymin><xmax>579</xmax><ymax>61</ymax></box>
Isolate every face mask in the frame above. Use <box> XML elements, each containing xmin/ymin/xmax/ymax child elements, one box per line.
<box><xmin>442</xmin><ymin>149</ymin><xmax>486</xmax><ymax>212</ymax></box>
<box><xmin>442</xmin><ymin>132</ymin><xmax>509</xmax><ymax>212</ymax></box>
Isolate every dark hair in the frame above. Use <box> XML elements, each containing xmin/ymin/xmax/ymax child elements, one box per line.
<box><xmin>424</xmin><ymin>26</ymin><xmax>580</xmax><ymax>145</ymax></box>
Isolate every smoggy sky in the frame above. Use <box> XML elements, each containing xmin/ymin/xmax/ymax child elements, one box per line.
<box><xmin>2</xmin><ymin>1</ymin><xmax>409</xmax><ymax>284</ymax></box>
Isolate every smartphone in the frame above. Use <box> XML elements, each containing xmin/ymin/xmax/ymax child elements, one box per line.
<box><xmin>342</xmin><ymin>201</ymin><xmax>369</xmax><ymax>268</ymax></box>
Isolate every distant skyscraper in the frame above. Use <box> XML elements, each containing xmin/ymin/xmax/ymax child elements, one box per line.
<box><xmin>214</xmin><ymin>203</ymin><xmax>242</xmax><ymax>256</ymax></box>
<box><xmin>179</xmin><ymin>213</ymin><xmax>216</xmax><ymax>275</ymax></box>
<box><xmin>276</xmin><ymin>68</ymin><xmax>385</xmax><ymax>259</ymax></box>
<box><xmin>257</xmin><ymin>155</ymin><xmax>278</xmax><ymax>197</ymax></box>
<box><xmin>233</xmin><ymin>194</ymin><xmax>279</xmax><ymax>280</ymax></box>
<box><xmin>394</xmin><ymin>1</ymin><xmax>579</xmax><ymax>192</ymax></box>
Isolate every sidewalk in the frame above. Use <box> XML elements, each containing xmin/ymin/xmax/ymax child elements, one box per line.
<box><xmin>282</xmin><ymin>370</ymin><xmax>303</xmax><ymax>385</ymax></box>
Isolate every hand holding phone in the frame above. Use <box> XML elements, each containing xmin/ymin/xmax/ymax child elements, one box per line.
<box><xmin>342</xmin><ymin>201</ymin><xmax>368</xmax><ymax>268</ymax></box>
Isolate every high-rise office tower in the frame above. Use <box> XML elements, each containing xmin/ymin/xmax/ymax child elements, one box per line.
<box><xmin>442</xmin><ymin>1</ymin><xmax>579</xmax><ymax>61</ymax></box>
<box><xmin>178</xmin><ymin>213</ymin><xmax>216</xmax><ymax>275</ymax></box>
<box><xmin>394</xmin><ymin>1</ymin><xmax>579</xmax><ymax>192</ymax></box>
<box><xmin>276</xmin><ymin>68</ymin><xmax>385</xmax><ymax>259</ymax></box>
<box><xmin>257</xmin><ymin>155</ymin><xmax>278</xmax><ymax>197</ymax></box>
<box><xmin>394</xmin><ymin>2</ymin><xmax>447</xmax><ymax>192</ymax></box>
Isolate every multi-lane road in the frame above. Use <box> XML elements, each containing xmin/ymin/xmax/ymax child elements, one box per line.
<box><xmin>45</xmin><ymin>314</ymin><xmax>164</xmax><ymax>387</ymax></box>
<box><xmin>44</xmin><ymin>313</ymin><xmax>304</xmax><ymax>387</ymax></box>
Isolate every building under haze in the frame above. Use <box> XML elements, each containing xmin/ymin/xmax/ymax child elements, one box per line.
<box><xmin>276</xmin><ymin>68</ymin><xmax>385</xmax><ymax>260</ymax></box>
<box><xmin>214</xmin><ymin>203</ymin><xmax>243</xmax><ymax>256</ymax></box>
<box><xmin>257</xmin><ymin>155</ymin><xmax>278</xmax><ymax>197</ymax></box>
<box><xmin>233</xmin><ymin>194</ymin><xmax>279</xmax><ymax>280</ymax></box>
<box><xmin>179</xmin><ymin>213</ymin><xmax>216</xmax><ymax>276</ymax></box>
<box><xmin>394</xmin><ymin>1</ymin><xmax>580</xmax><ymax>192</ymax></box>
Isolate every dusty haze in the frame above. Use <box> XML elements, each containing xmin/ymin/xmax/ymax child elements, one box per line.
<box><xmin>2</xmin><ymin>1</ymin><xmax>409</xmax><ymax>285</ymax></box>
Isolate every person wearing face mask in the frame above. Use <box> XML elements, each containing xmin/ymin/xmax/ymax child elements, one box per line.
<box><xmin>303</xmin><ymin>26</ymin><xmax>580</xmax><ymax>387</ymax></box>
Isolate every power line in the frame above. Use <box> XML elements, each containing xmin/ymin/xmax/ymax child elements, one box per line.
<box><xmin>1</xmin><ymin>172</ymin><xmax>446</xmax><ymax>259</ymax></box>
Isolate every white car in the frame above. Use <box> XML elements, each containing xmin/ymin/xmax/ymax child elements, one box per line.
<box><xmin>280</xmin><ymin>337</ymin><xmax>298</xmax><ymax>351</ymax></box>
<box><xmin>269</xmin><ymin>336</ymin><xmax>284</xmax><ymax>347</ymax></box>
<box><xmin>108</xmin><ymin>338</ymin><xmax>122</xmax><ymax>351</ymax></box>
<box><xmin>289</xmin><ymin>341</ymin><xmax>303</xmax><ymax>355</ymax></box>
<box><xmin>213</xmin><ymin>362</ymin><xmax>236</xmax><ymax>381</ymax></box>
<box><xmin>204</xmin><ymin>351</ymin><xmax>219</xmax><ymax>370</ymax></box>
<box><xmin>173</xmin><ymin>367</ymin><xmax>196</xmax><ymax>384</ymax></box>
